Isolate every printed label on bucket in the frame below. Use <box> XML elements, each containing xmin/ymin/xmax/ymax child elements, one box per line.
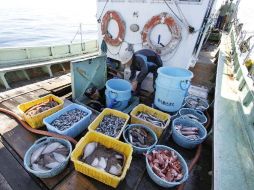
<box><xmin>157</xmin><ymin>98</ymin><xmax>174</xmax><ymax>107</ymax></box>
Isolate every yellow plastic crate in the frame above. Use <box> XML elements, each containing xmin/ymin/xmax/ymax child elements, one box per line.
<box><xmin>71</xmin><ymin>131</ymin><xmax>133</xmax><ymax>188</ymax></box>
<box><xmin>130</xmin><ymin>104</ymin><xmax>170</xmax><ymax>138</ymax></box>
<box><xmin>88</xmin><ymin>108</ymin><xmax>130</xmax><ymax>139</ymax></box>
<box><xmin>17</xmin><ymin>94</ymin><xmax>64</xmax><ymax>129</ymax></box>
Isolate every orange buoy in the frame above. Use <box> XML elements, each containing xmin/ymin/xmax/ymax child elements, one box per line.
<box><xmin>141</xmin><ymin>12</ymin><xmax>182</xmax><ymax>55</ymax></box>
<box><xmin>101</xmin><ymin>10</ymin><xmax>125</xmax><ymax>46</ymax></box>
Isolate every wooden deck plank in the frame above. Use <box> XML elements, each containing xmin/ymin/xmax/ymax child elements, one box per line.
<box><xmin>0</xmin><ymin>140</ymin><xmax>41</xmax><ymax>190</ymax></box>
<box><xmin>40</xmin><ymin>74</ymin><xmax>71</xmax><ymax>91</ymax></box>
<box><xmin>0</xmin><ymin>173</ymin><xmax>13</xmax><ymax>190</ymax></box>
<box><xmin>0</xmin><ymin>73</ymin><xmax>71</xmax><ymax>100</ymax></box>
<box><xmin>54</xmin><ymin>172</ymin><xmax>99</xmax><ymax>190</ymax></box>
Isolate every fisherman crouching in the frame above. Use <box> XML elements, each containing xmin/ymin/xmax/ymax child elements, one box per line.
<box><xmin>127</xmin><ymin>49</ymin><xmax>163</xmax><ymax>95</ymax></box>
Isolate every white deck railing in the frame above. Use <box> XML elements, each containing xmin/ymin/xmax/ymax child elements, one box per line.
<box><xmin>0</xmin><ymin>40</ymin><xmax>98</xmax><ymax>68</ymax></box>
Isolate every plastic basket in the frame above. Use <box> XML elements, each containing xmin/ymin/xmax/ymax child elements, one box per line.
<box><xmin>43</xmin><ymin>103</ymin><xmax>92</xmax><ymax>138</ymax></box>
<box><xmin>122</xmin><ymin>124</ymin><xmax>158</xmax><ymax>154</ymax></box>
<box><xmin>71</xmin><ymin>131</ymin><xmax>133</xmax><ymax>188</ymax></box>
<box><xmin>88</xmin><ymin>108</ymin><xmax>130</xmax><ymax>139</ymax></box>
<box><xmin>17</xmin><ymin>94</ymin><xmax>64</xmax><ymax>129</ymax></box>
<box><xmin>130</xmin><ymin>104</ymin><xmax>170</xmax><ymax>138</ymax></box>
<box><xmin>23</xmin><ymin>137</ymin><xmax>72</xmax><ymax>178</ymax></box>
<box><xmin>172</xmin><ymin>116</ymin><xmax>207</xmax><ymax>149</ymax></box>
<box><xmin>145</xmin><ymin>145</ymin><xmax>188</xmax><ymax>188</ymax></box>
<box><xmin>179</xmin><ymin>108</ymin><xmax>207</xmax><ymax>125</ymax></box>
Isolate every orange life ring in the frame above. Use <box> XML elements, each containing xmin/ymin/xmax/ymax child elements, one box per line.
<box><xmin>141</xmin><ymin>12</ymin><xmax>182</xmax><ymax>55</ymax></box>
<box><xmin>101</xmin><ymin>11</ymin><xmax>125</xmax><ymax>47</ymax></box>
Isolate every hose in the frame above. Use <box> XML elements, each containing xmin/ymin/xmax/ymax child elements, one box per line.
<box><xmin>177</xmin><ymin>110</ymin><xmax>211</xmax><ymax>190</ymax></box>
<box><xmin>0</xmin><ymin>108</ymin><xmax>77</xmax><ymax>145</ymax></box>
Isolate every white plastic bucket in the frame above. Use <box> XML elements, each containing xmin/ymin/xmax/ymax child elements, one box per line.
<box><xmin>154</xmin><ymin>66</ymin><xmax>193</xmax><ymax>112</ymax></box>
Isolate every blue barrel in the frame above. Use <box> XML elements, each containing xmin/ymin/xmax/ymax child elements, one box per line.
<box><xmin>154</xmin><ymin>66</ymin><xmax>193</xmax><ymax>112</ymax></box>
<box><xmin>105</xmin><ymin>79</ymin><xmax>132</xmax><ymax>111</ymax></box>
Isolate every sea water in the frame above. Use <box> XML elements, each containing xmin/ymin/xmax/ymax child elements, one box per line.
<box><xmin>0</xmin><ymin>0</ymin><xmax>98</xmax><ymax>47</ymax></box>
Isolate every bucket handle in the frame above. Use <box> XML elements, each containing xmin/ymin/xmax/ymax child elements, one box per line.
<box><xmin>178</xmin><ymin>115</ymin><xmax>194</xmax><ymax>122</ymax></box>
<box><xmin>178</xmin><ymin>115</ymin><xmax>200</xmax><ymax>125</ymax></box>
<box><xmin>196</xmin><ymin>110</ymin><xmax>205</xmax><ymax>116</ymax></box>
<box><xmin>109</xmin><ymin>98</ymin><xmax>122</xmax><ymax>109</ymax></box>
<box><xmin>180</xmin><ymin>80</ymin><xmax>190</xmax><ymax>90</ymax></box>
<box><xmin>108</xmin><ymin>90</ymin><xmax>118</xmax><ymax>100</ymax></box>
<box><xmin>34</xmin><ymin>137</ymin><xmax>49</xmax><ymax>145</ymax></box>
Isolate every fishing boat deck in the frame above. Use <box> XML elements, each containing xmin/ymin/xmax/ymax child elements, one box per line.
<box><xmin>0</xmin><ymin>47</ymin><xmax>216</xmax><ymax>190</ymax></box>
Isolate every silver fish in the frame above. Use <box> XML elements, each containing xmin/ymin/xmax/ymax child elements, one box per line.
<box><xmin>109</xmin><ymin>164</ymin><xmax>122</xmax><ymax>176</ymax></box>
<box><xmin>30</xmin><ymin>145</ymin><xmax>46</xmax><ymax>164</ymax></box>
<box><xmin>115</xmin><ymin>154</ymin><xmax>123</xmax><ymax>160</ymax></box>
<box><xmin>83</xmin><ymin>142</ymin><xmax>97</xmax><ymax>159</ymax></box>
<box><xmin>43</xmin><ymin>154</ymin><xmax>57</xmax><ymax>165</ymax></box>
<box><xmin>53</xmin><ymin>152</ymin><xmax>66</xmax><ymax>163</ymax></box>
<box><xmin>42</xmin><ymin>142</ymin><xmax>62</xmax><ymax>154</ymax></box>
<box><xmin>54</xmin><ymin>147</ymin><xmax>69</xmax><ymax>156</ymax></box>
<box><xmin>98</xmin><ymin>157</ymin><xmax>107</xmax><ymax>169</ymax></box>
<box><xmin>32</xmin><ymin>163</ymin><xmax>48</xmax><ymax>172</ymax></box>
<box><xmin>46</xmin><ymin>162</ymin><xmax>60</xmax><ymax>169</ymax></box>
<box><xmin>91</xmin><ymin>158</ymin><xmax>99</xmax><ymax>167</ymax></box>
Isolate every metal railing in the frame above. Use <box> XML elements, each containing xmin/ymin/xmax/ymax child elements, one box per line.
<box><xmin>0</xmin><ymin>40</ymin><xmax>98</xmax><ymax>68</ymax></box>
<box><xmin>230</xmin><ymin>27</ymin><xmax>254</xmax><ymax>147</ymax></box>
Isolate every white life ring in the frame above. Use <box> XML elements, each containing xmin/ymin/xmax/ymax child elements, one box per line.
<box><xmin>101</xmin><ymin>10</ymin><xmax>125</xmax><ymax>47</ymax></box>
<box><xmin>141</xmin><ymin>12</ymin><xmax>182</xmax><ymax>55</ymax></box>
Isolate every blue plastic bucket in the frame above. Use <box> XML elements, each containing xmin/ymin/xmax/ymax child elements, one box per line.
<box><xmin>122</xmin><ymin>124</ymin><xmax>158</xmax><ymax>154</ymax></box>
<box><xmin>105</xmin><ymin>79</ymin><xmax>132</xmax><ymax>111</ymax></box>
<box><xmin>145</xmin><ymin>145</ymin><xmax>188</xmax><ymax>188</ymax></box>
<box><xmin>172</xmin><ymin>116</ymin><xmax>207</xmax><ymax>149</ymax></box>
<box><xmin>24</xmin><ymin>137</ymin><xmax>72</xmax><ymax>178</ymax></box>
<box><xmin>154</xmin><ymin>67</ymin><xmax>193</xmax><ymax>112</ymax></box>
<box><xmin>179</xmin><ymin>108</ymin><xmax>207</xmax><ymax>125</ymax></box>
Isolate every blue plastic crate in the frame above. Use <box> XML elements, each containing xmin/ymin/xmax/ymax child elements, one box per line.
<box><xmin>43</xmin><ymin>103</ymin><xmax>92</xmax><ymax>138</ymax></box>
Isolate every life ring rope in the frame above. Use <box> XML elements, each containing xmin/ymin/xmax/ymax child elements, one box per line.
<box><xmin>101</xmin><ymin>10</ymin><xmax>125</xmax><ymax>47</ymax></box>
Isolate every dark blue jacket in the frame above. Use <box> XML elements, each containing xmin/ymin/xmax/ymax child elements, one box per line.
<box><xmin>129</xmin><ymin>49</ymin><xmax>163</xmax><ymax>83</ymax></box>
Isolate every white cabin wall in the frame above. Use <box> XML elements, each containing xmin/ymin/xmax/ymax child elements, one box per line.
<box><xmin>97</xmin><ymin>0</ymin><xmax>211</xmax><ymax>69</ymax></box>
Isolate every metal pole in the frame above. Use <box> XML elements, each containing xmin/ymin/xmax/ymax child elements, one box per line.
<box><xmin>80</xmin><ymin>23</ymin><xmax>85</xmax><ymax>51</ymax></box>
<box><xmin>243</xmin><ymin>43</ymin><xmax>254</xmax><ymax>64</ymax></box>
